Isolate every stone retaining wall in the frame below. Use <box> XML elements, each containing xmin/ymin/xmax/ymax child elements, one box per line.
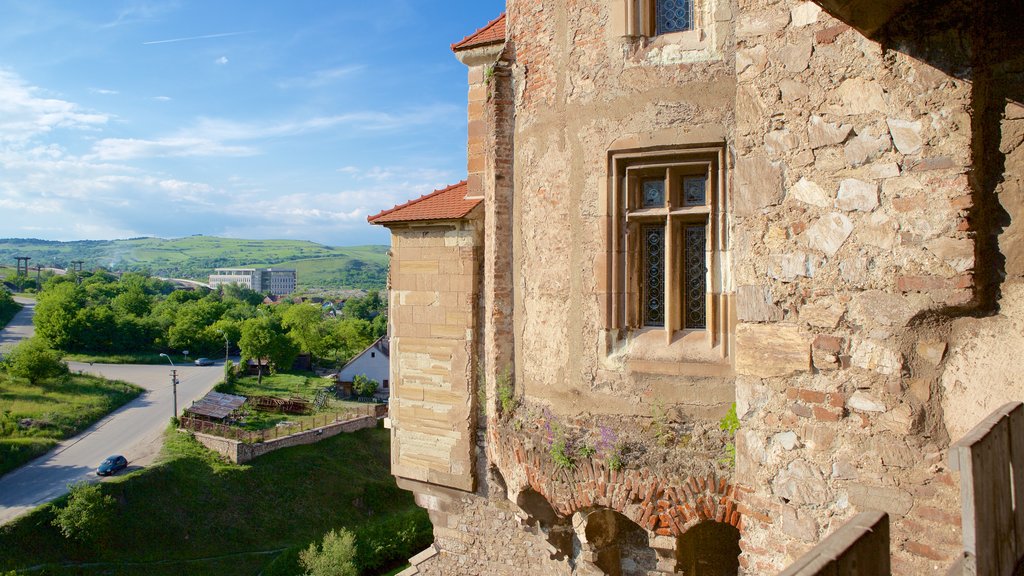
<box><xmin>189</xmin><ymin>415</ymin><xmax>377</xmax><ymax>464</ymax></box>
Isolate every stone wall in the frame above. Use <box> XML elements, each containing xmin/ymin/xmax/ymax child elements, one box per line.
<box><xmin>388</xmin><ymin>222</ymin><xmax>481</xmax><ymax>492</ymax></box>
<box><xmin>189</xmin><ymin>415</ymin><xmax>376</xmax><ymax>464</ymax></box>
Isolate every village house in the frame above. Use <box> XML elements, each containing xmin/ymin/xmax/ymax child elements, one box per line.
<box><xmin>336</xmin><ymin>335</ymin><xmax>390</xmax><ymax>399</ymax></box>
<box><xmin>370</xmin><ymin>0</ymin><xmax>1023</xmax><ymax>574</ymax></box>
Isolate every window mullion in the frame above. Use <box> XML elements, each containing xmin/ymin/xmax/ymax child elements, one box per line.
<box><xmin>664</xmin><ymin>216</ymin><xmax>674</xmax><ymax>344</ymax></box>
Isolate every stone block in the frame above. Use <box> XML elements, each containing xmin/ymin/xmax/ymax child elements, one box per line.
<box><xmin>848</xmin><ymin>290</ymin><xmax>919</xmax><ymax>327</ymax></box>
<box><xmin>851</xmin><ymin>340</ymin><xmax>902</xmax><ymax>375</ymax></box>
<box><xmin>844</xmin><ymin>132</ymin><xmax>891</xmax><ymax>167</ymax></box>
<box><xmin>808</xmin><ymin>115</ymin><xmax>853</xmax><ymax>149</ymax></box>
<box><xmin>887</xmin><ymin>118</ymin><xmax>924</xmax><ymax>155</ymax></box>
<box><xmin>789</xmin><ymin>177</ymin><xmax>831</xmax><ymax>207</ymax></box>
<box><xmin>734</xmin><ymin>155</ymin><xmax>783</xmax><ymax>216</ymax></box>
<box><xmin>736</xmin><ymin>323</ymin><xmax>811</xmax><ymax>377</ymax></box>
<box><xmin>779</xmin><ymin>506</ymin><xmax>819</xmax><ymax>542</ymax></box>
<box><xmin>848</xmin><ymin>484</ymin><xmax>914</xmax><ymax>517</ymax></box>
<box><xmin>916</xmin><ymin>340</ymin><xmax>947</xmax><ymax>366</ymax></box>
<box><xmin>778</xmin><ymin>39</ymin><xmax>812</xmax><ymax>73</ymax></box>
<box><xmin>770</xmin><ymin>252</ymin><xmax>816</xmax><ymax>282</ymax></box>
<box><xmin>800</xmin><ymin>301</ymin><xmax>845</xmax><ymax>329</ymax></box>
<box><xmin>790</xmin><ymin>2</ymin><xmax>822</xmax><ymax>27</ymax></box>
<box><xmin>837</xmin><ymin>78</ymin><xmax>889</xmax><ymax>116</ymax></box>
<box><xmin>737</xmin><ymin>284</ymin><xmax>783</xmax><ymax>322</ymax></box>
<box><xmin>847</xmin><ymin>391</ymin><xmax>886</xmax><ymax>413</ymax></box>
<box><xmin>836</xmin><ymin>178</ymin><xmax>879</xmax><ymax>212</ymax></box>
<box><xmin>803</xmin><ymin>212</ymin><xmax>854</xmax><ymax>256</ymax></box>
<box><xmin>771</xmin><ymin>459</ymin><xmax>828</xmax><ymax>505</ymax></box>
<box><xmin>925</xmin><ymin>237</ymin><xmax>974</xmax><ymax>273</ymax></box>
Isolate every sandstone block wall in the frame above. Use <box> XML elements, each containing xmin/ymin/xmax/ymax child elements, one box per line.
<box><xmin>389</xmin><ymin>223</ymin><xmax>481</xmax><ymax>492</ymax></box>
<box><xmin>189</xmin><ymin>415</ymin><xmax>376</xmax><ymax>464</ymax></box>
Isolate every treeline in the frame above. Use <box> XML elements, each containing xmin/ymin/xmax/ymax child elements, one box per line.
<box><xmin>32</xmin><ymin>272</ymin><xmax>386</xmax><ymax>367</ymax></box>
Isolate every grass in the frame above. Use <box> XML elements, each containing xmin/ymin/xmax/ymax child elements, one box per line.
<box><xmin>0</xmin><ymin>426</ymin><xmax>431</xmax><ymax>576</ymax></box>
<box><xmin>0</xmin><ymin>372</ymin><xmax>143</xmax><ymax>477</ymax></box>
<box><xmin>218</xmin><ymin>372</ymin><xmax>367</xmax><ymax>432</ymax></box>
<box><xmin>62</xmin><ymin>352</ymin><xmax>192</xmax><ymax>366</ymax></box>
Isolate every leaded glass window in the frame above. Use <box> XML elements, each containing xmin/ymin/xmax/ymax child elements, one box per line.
<box><xmin>684</xmin><ymin>224</ymin><xmax>706</xmax><ymax>329</ymax></box>
<box><xmin>682</xmin><ymin>176</ymin><xmax>706</xmax><ymax>207</ymax></box>
<box><xmin>642</xmin><ymin>180</ymin><xmax>665</xmax><ymax>208</ymax></box>
<box><xmin>642</xmin><ymin>225</ymin><xmax>665</xmax><ymax>326</ymax></box>
<box><xmin>656</xmin><ymin>0</ymin><xmax>693</xmax><ymax>35</ymax></box>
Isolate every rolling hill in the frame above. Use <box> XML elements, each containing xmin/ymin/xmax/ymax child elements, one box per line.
<box><xmin>0</xmin><ymin>236</ymin><xmax>389</xmax><ymax>291</ymax></box>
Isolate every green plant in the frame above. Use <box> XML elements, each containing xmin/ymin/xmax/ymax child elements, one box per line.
<box><xmin>719</xmin><ymin>403</ymin><xmax>740</xmax><ymax>467</ymax></box>
<box><xmin>352</xmin><ymin>374</ymin><xmax>379</xmax><ymax>398</ymax></box>
<box><xmin>651</xmin><ymin>400</ymin><xmax>674</xmax><ymax>446</ymax></box>
<box><xmin>51</xmin><ymin>482</ymin><xmax>116</xmax><ymax>543</ymax></box>
<box><xmin>577</xmin><ymin>442</ymin><xmax>596</xmax><ymax>459</ymax></box>
<box><xmin>495</xmin><ymin>367</ymin><xmax>517</xmax><ymax>417</ymax></box>
<box><xmin>548</xmin><ymin>422</ymin><xmax>574</xmax><ymax>470</ymax></box>
<box><xmin>607</xmin><ymin>443</ymin><xmax>625</xmax><ymax>471</ymax></box>
<box><xmin>2</xmin><ymin>338</ymin><xmax>68</xmax><ymax>385</ymax></box>
<box><xmin>299</xmin><ymin>528</ymin><xmax>358</xmax><ymax>576</ymax></box>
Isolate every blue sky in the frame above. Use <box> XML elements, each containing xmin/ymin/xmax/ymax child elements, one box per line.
<box><xmin>0</xmin><ymin>1</ymin><xmax>503</xmax><ymax>246</ymax></box>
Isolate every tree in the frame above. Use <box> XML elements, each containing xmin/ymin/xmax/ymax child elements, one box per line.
<box><xmin>326</xmin><ymin>318</ymin><xmax>374</xmax><ymax>366</ymax></box>
<box><xmin>299</xmin><ymin>529</ymin><xmax>358</xmax><ymax>576</ymax></box>
<box><xmin>282</xmin><ymin>303</ymin><xmax>330</xmax><ymax>361</ymax></box>
<box><xmin>3</xmin><ymin>338</ymin><xmax>68</xmax><ymax>385</ymax></box>
<box><xmin>352</xmin><ymin>374</ymin><xmax>379</xmax><ymax>398</ymax></box>
<box><xmin>33</xmin><ymin>282</ymin><xmax>85</xmax><ymax>349</ymax></box>
<box><xmin>52</xmin><ymin>482</ymin><xmax>116</xmax><ymax>543</ymax></box>
<box><xmin>238</xmin><ymin>316</ymin><xmax>298</xmax><ymax>384</ymax></box>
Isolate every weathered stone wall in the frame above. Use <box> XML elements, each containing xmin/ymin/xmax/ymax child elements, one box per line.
<box><xmin>731</xmin><ymin>1</ymin><xmax>977</xmax><ymax>573</ymax></box>
<box><xmin>506</xmin><ymin>0</ymin><xmax>737</xmax><ymax>421</ymax></box>
<box><xmin>388</xmin><ymin>222</ymin><xmax>481</xmax><ymax>492</ymax></box>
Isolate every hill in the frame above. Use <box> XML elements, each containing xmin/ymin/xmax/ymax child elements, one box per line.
<box><xmin>0</xmin><ymin>237</ymin><xmax>389</xmax><ymax>291</ymax></box>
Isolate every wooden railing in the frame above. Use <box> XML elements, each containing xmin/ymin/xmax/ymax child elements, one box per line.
<box><xmin>948</xmin><ymin>401</ymin><xmax>1024</xmax><ymax>576</ymax></box>
<box><xmin>777</xmin><ymin>511</ymin><xmax>890</xmax><ymax>576</ymax></box>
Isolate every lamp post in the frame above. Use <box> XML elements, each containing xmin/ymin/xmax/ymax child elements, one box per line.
<box><xmin>159</xmin><ymin>353</ymin><xmax>179</xmax><ymax>419</ymax></box>
<box><xmin>216</xmin><ymin>329</ymin><xmax>229</xmax><ymax>366</ymax></box>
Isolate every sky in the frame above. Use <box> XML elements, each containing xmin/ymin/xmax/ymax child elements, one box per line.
<box><xmin>0</xmin><ymin>0</ymin><xmax>504</xmax><ymax>246</ymax></box>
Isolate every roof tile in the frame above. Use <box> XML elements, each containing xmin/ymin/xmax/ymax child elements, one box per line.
<box><xmin>451</xmin><ymin>13</ymin><xmax>506</xmax><ymax>52</ymax></box>
<box><xmin>367</xmin><ymin>181</ymin><xmax>480</xmax><ymax>224</ymax></box>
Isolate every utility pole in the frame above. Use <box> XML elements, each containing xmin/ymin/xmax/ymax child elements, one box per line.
<box><xmin>159</xmin><ymin>353</ymin><xmax>179</xmax><ymax>420</ymax></box>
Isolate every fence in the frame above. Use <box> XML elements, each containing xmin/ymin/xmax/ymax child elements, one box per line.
<box><xmin>948</xmin><ymin>401</ymin><xmax>1024</xmax><ymax>576</ymax></box>
<box><xmin>181</xmin><ymin>411</ymin><xmax>357</xmax><ymax>444</ymax></box>
<box><xmin>777</xmin><ymin>511</ymin><xmax>890</xmax><ymax>576</ymax></box>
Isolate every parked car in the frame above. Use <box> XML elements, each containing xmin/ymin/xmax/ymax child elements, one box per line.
<box><xmin>97</xmin><ymin>455</ymin><xmax>128</xmax><ymax>476</ymax></box>
<box><xmin>194</xmin><ymin>357</ymin><xmax>214</xmax><ymax>366</ymax></box>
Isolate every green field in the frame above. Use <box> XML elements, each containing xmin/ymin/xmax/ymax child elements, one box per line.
<box><xmin>0</xmin><ymin>373</ymin><xmax>143</xmax><ymax>477</ymax></box>
<box><xmin>0</xmin><ymin>236</ymin><xmax>389</xmax><ymax>290</ymax></box>
<box><xmin>0</xmin><ymin>426</ymin><xmax>431</xmax><ymax>576</ymax></box>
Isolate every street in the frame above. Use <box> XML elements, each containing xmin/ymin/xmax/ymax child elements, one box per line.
<box><xmin>0</xmin><ymin>296</ymin><xmax>225</xmax><ymax>525</ymax></box>
<box><xmin>0</xmin><ymin>296</ymin><xmax>36</xmax><ymax>354</ymax></box>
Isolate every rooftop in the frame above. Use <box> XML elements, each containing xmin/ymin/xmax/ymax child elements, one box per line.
<box><xmin>451</xmin><ymin>13</ymin><xmax>506</xmax><ymax>52</ymax></box>
<box><xmin>367</xmin><ymin>181</ymin><xmax>481</xmax><ymax>225</ymax></box>
<box><xmin>184</xmin><ymin>391</ymin><xmax>247</xmax><ymax>420</ymax></box>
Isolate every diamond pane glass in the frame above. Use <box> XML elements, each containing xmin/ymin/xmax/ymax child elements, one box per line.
<box><xmin>642</xmin><ymin>180</ymin><xmax>665</xmax><ymax>208</ymax></box>
<box><xmin>684</xmin><ymin>224</ymin><xmax>706</xmax><ymax>329</ymax></box>
<box><xmin>683</xmin><ymin>176</ymin><xmax>706</xmax><ymax>206</ymax></box>
<box><xmin>656</xmin><ymin>0</ymin><xmax>693</xmax><ymax>34</ymax></box>
<box><xmin>643</xmin><ymin>225</ymin><xmax>665</xmax><ymax>327</ymax></box>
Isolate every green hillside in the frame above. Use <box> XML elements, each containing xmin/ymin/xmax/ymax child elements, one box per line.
<box><xmin>0</xmin><ymin>237</ymin><xmax>389</xmax><ymax>290</ymax></box>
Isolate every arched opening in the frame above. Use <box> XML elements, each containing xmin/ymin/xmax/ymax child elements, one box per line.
<box><xmin>675</xmin><ymin>521</ymin><xmax>741</xmax><ymax>575</ymax></box>
<box><xmin>515</xmin><ymin>489</ymin><xmax>574</xmax><ymax>560</ymax></box>
<box><xmin>584</xmin><ymin>509</ymin><xmax>658</xmax><ymax>576</ymax></box>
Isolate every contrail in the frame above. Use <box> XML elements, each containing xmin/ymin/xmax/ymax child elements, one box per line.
<box><xmin>143</xmin><ymin>31</ymin><xmax>255</xmax><ymax>45</ymax></box>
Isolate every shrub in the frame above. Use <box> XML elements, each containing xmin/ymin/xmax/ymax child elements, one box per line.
<box><xmin>299</xmin><ymin>528</ymin><xmax>358</xmax><ymax>576</ymax></box>
<box><xmin>354</xmin><ymin>509</ymin><xmax>433</xmax><ymax>574</ymax></box>
<box><xmin>719</xmin><ymin>403</ymin><xmax>740</xmax><ymax>467</ymax></box>
<box><xmin>352</xmin><ymin>374</ymin><xmax>379</xmax><ymax>398</ymax></box>
<box><xmin>52</xmin><ymin>482</ymin><xmax>116</xmax><ymax>543</ymax></box>
<box><xmin>2</xmin><ymin>338</ymin><xmax>68</xmax><ymax>385</ymax></box>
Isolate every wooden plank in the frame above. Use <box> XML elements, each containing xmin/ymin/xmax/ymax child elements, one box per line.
<box><xmin>1008</xmin><ymin>403</ymin><xmax>1024</xmax><ymax>562</ymax></box>
<box><xmin>952</xmin><ymin>402</ymin><xmax>1021</xmax><ymax>455</ymax></box>
<box><xmin>777</xmin><ymin>511</ymin><xmax>889</xmax><ymax>576</ymax></box>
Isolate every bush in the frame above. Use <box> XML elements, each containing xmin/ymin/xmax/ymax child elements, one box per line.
<box><xmin>299</xmin><ymin>528</ymin><xmax>358</xmax><ymax>576</ymax></box>
<box><xmin>352</xmin><ymin>374</ymin><xmax>379</xmax><ymax>398</ymax></box>
<box><xmin>2</xmin><ymin>338</ymin><xmax>68</xmax><ymax>385</ymax></box>
<box><xmin>51</xmin><ymin>482</ymin><xmax>116</xmax><ymax>543</ymax></box>
<box><xmin>353</xmin><ymin>508</ymin><xmax>433</xmax><ymax>574</ymax></box>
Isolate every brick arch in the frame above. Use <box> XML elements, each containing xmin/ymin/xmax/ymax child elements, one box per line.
<box><xmin>490</xmin><ymin>428</ymin><xmax>745</xmax><ymax>537</ymax></box>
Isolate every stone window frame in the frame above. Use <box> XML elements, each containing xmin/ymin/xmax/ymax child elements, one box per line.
<box><xmin>608</xmin><ymin>146</ymin><xmax>729</xmax><ymax>357</ymax></box>
<box><xmin>620</xmin><ymin>0</ymin><xmax>705</xmax><ymax>47</ymax></box>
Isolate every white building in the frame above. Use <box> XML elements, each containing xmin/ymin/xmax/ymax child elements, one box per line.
<box><xmin>209</xmin><ymin>268</ymin><xmax>296</xmax><ymax>296</ymax></box>
<box><xmin>337</xmin><ymin>336</ymin><xmax>389</xmax><ymax>398</ymax></box>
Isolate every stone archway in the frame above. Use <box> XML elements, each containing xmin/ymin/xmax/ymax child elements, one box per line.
<box><xmin>583</xmin><ymin>508</ymin><xmax>659</xmax><ymax>576</ymax></box>
<box><xmin>675</xmin><ymin>520</ymin><xmax>741</xmax><ymax>575</ymax></box>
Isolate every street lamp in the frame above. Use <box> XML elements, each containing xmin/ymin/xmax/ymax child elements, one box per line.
<box><xmin>159</xmin><ymin>353</ymin><xmax>179</xmax><ymax>419</ymax></box>
<box><xmin>216</xmin><ymin>329</ymin><xmax>229</xmax><ymax>366</ymax></box>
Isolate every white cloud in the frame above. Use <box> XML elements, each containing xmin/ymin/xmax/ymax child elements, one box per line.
<box><xmin>89</xmin><ymin>88</ymin><xmax>119</xmax><ymax>95</ymax></box>
<box><xmin>0</xmin><ymin>69</ymin><xmax>109</xmax><ymax>143</ymax></box>
<box><xmin>88</xmin><ymin>136</ymin><xmax>258</xmax><ymax>161</ymax></box>
<box><xmin>142</xmin><ymin>30</ymin><xmax>254</xmax><ymax>45</ymax></box>
<box><xmin>215</xmin><ymin>56</ymin><xmax>229</xmax><ymax>65</ymax></box>
<box><xmin>277</xmin><ymin>65</ymin><xmax>365</xmax><ymax>89</ymax></box>
<box><xmin>152</xmin><ymin>95</ymin><xmax>172</xmax><ymax>102</ymax></box>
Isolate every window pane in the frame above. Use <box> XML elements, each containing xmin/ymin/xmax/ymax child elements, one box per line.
<box><xmin>684</xmin><ymin>224</ymin><xmax>706</xmax><ymax>329</ymax></box>
<box><xmin>657</xmin><ymin>0</ymin><xmax>693</xmax><ymax>34</ymax></box>
<box><xmin>683</xmin><ymin>176</ymin><xmax>706</xmax><ymax>206</ymax></box>
<box><xmin>642</xmin><ymin>180</ymin><xmax>665</xmax><ymax>208</ymax></box>
<box><xmin>643</xmin><ymin>225</ymin><xmax>665</xmax><ymax>327</ymax></box>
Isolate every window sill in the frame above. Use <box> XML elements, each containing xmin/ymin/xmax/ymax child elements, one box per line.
<box><xmin>625</xmin><ymin>28</ymin><xmax>721</xmax><ymax>66</ymax></box>
<box><xmin>620</xmin><ymin>327</ymin><xmax>732</xmax><ymax>377</ymax></box>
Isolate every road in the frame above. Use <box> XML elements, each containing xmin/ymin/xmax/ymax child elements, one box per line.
<box><xmin>0</xmin><ymin>296</ymin><xmax>36</xmax><ymax>354</ymax></box>
<box><xmin>0</xmin><ymin>297</ymin><xmax>224</xmax><ymax>525</ymax></box>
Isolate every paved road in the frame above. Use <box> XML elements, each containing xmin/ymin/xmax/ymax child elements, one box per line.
<box><xmin>0</xmin><ymin>296</ymin><xmax>36</xmax><ymax>354</ymax></box>
<box><xmin>0</xmin><ymin>361</ymin><xmax>224</xmax><ymax>526</ymax></box>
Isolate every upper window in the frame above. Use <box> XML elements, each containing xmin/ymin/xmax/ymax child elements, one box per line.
<box><xmin>608</xmin><ymin>147</ymin><xmax>726</xmax><ymax>350</ymax></box>
<box><xmin>654</xmin><ymin>0</ymin><xmax>694</xmax><ymax>34</ymax></box>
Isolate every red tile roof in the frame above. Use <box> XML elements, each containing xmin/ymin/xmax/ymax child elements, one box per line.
<box><xmin>367</xmin><ymin>181</ymin><xmax>480</xmax><ymax>225</ymax></box>
<box><xmin>451</xmin><ymin>13</ymin><xmax>506</xmax><ymax>52</ymax></box>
